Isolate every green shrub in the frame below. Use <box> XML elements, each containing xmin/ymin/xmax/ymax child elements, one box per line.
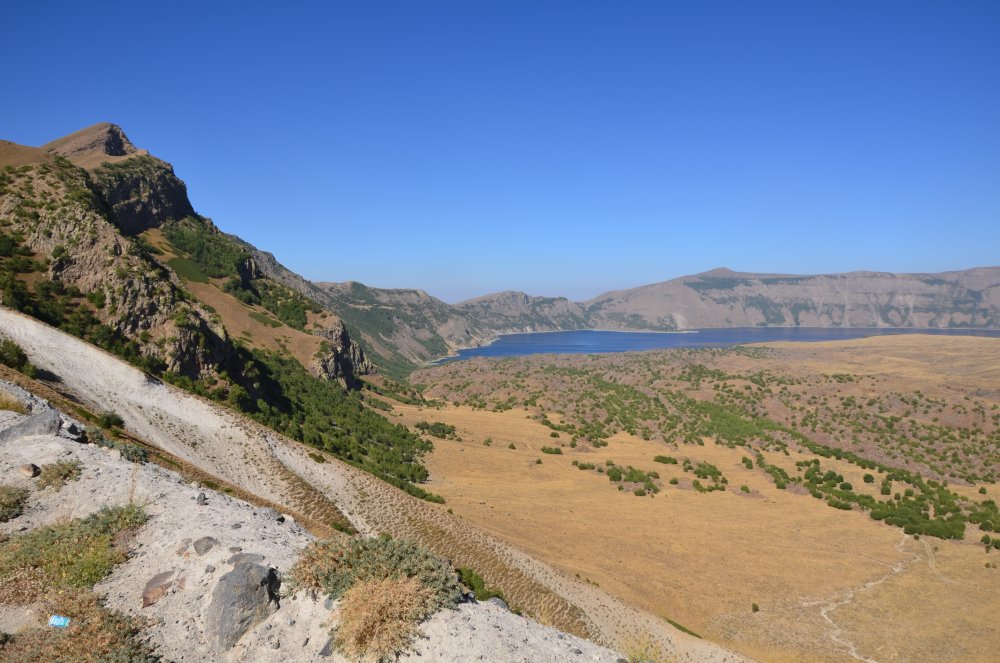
<box><xmin>457</xmin><ymin>566</ymin><xmax>506</xmax><ymax>602</ymax></box>
<box><xmin>288</xmin><ymin>535</ymin><xmax>462</xmax><ymax>613</ymax></box>
<box><xmin>540</xmin><ymin>446</ymin><xmax>562</xmax><ymax>455</ymax></box>
<box><xmin>0</xmin><ymin>339</ymin><xmax>36</xmax><ymax>376</ymax></box>
<box><xmin>863</xmin><ymin>473</ymin><xmax>875</xmax><ymax>483</ymax></box>
<box><xmin>97</xmin><ymin>412</ymin><xmax>124</xmax><ymax>429</ymax></box>
<box><xmin>0</xmin><ymin>485</ymin><xmax>30</xmax><ymax>522</ymax></box>
<box><xmin>653</xmin><ymin>455</ymin><xmax>677</xmax><ymax>465</ymax></box>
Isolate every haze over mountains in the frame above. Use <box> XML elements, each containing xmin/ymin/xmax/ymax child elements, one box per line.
<box><xmin>3</xmin><ymin>123</ymin><xmax>999</xmax><ymax>377</ymax></box>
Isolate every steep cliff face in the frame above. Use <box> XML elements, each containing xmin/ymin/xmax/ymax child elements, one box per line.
<box><xmin>310</xmin><ymin>317</ymin><xmax>374</xmax><ymax>387</ymax></box>
<box><xmin>87</xmin><ymin>155</ymin><xmax>196</xmax><ymax>235</ymax></box>
<box><xmin>0</xmin><ymin>151</ymin><xmax>230</xmax><ymax>378</ymax></box>
<box><xmin>44</xmin><ymin>124</ymin><xmax>195</xmax><ymax>235</ymax></box>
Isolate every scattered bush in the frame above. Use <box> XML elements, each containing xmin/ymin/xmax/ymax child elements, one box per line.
<box><xmin>37</xmin><ymin>460</ymin><xmax>82</xmax><ymax>491</ymax></box>
<box><xmin>653</xmin><ymin>455</ymin><xmax>677</xmax><ymax>465</ymax></box>
<box><xmin>752</xmin><ymin>603</ymin><xmax>760</xmax><ymax>613</ymax></box>
<box><xmin>0</xmin><ymin>485</ymin><xmax>30</xmax><ymax>522</ymax></box>
<box><xmin>414</xmin><ymin>421</ymin><xmax>457</xmax><ymax>440</ymax></box>
<box><xmin>863</xmin><ymin>473</ymin><xmax>875</xmax><ymax>484</ymax></box>
<box><xmin>540</xmin><ymin>446</ymin><xmax>562</xmax><ymax>455</ymax></box>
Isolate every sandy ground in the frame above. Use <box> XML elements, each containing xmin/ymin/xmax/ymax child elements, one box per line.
<box><xmin>0</xmin><ymin>306</ymin><xmax>747</xmax><ymax>661</ymax></box>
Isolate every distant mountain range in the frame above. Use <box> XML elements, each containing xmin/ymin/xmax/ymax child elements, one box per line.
<box><xmin>3</xmin><ymin>124</ymin><xmax>998</xmax><ymax>379</ymax></box>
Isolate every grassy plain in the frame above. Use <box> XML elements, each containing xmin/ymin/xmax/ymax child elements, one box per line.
<box><xmin>401</xmin><ymin>335</ymin><xmax>1000</xmax><ymax>662</ymax></box>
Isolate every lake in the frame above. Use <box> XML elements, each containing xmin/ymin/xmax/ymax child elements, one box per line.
<box><xmin>437</xmin><ymin>327</ymin><xmax>1000</xmax><ymax>363</ymax></box>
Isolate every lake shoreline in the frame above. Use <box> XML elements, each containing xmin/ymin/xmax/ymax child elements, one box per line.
<box><xmin>426</xmin><ymin>326</ymin><xmax>1000</xmax><ymax>365</ymax></box>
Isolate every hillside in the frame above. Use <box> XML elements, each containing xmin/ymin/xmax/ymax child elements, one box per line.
<box><xmin>0</xmin><ymin>306</ymin><xmax>743</xmax><ymax>662</ymax></box>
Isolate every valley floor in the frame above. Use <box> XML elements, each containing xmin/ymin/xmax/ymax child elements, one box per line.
<box><xmin>400</xmin><ymin>335</ymin><xmax>1000</xmax><ymax>662</ymax></box>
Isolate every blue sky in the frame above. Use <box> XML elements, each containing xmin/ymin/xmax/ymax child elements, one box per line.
<box><xmin>3</xmin><ymin>1</ymin><xmax>998</xmax><ymax>301</ymax></box>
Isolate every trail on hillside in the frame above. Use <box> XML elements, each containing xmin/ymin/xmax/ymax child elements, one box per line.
<box><xmin>0</xmin><ymin>306</ymin><xmax>750</xmax><ymax>663</ymax></box>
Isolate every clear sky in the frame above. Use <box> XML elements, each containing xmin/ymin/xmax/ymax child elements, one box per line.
<box><xmin>3</xmin><ymin>1</ymin><xmax>998</xmax><ymax>302</ymax></box>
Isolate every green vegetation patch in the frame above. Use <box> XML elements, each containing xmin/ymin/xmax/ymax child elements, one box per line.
<box><xmin>0</xmin><ymin>504</ymin><xmax>148</xmax><ymax>603</ymax></box>
<box><xmin>248</xmin><ymin>310</ymin><xmax>282</xmax><ymax>328</ymax></box>
<box><xmin>0</xmin><ymin>485</ymin><xmax>30</xmax><ymax>522</ymax></box>
<box><xmin>167</xmin><ymin>256</ymin><xmax>210</xmax><ymax>283</ymax></box>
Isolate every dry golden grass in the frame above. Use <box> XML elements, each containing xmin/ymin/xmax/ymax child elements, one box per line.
<box><xmin>334</xmin><ymin>576</ymin><xmax>434</xmax><ymax>662</ymax></box>
<box><xmin>0</xmin><ymin>392</ymin><xmax>27</xmax><ymax>414</ymax></box>
<box><xmin>0</xmin><ymin>589</ymin><xmax>154</xmax><ymax>662</ymax></box>
<box><xmin>399</xmin><ymin>336</ymin><xmax>1000</xmax><ymax>662</ymax></box>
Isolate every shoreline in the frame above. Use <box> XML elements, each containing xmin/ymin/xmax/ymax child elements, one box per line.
<box><xmin>424</xmin><ymin>325</ymin><xmax>1000</xmax><ymax>366</ymax></box>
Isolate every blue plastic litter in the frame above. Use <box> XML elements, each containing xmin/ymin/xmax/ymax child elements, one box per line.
<box><xmin>48</xmin><ymin>615</ymin><xmax>71</xmax><ymax>628</ymax></box>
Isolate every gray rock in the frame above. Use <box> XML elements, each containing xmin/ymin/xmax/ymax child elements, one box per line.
<box><xmin>17</xmin><ymin>463</ymin><xmax>40</xmax><ymax>478</ymax></box>
<box><xmin>0</xmin><ymin>410</ymin><xmax>61</xmax><ymax>443</ymax></box>
<box><xmin>227</xmin><ymin>552</ymin><xmax>265</xmax><ymax>566</ymax></box>
<box><xmin>60</xmin><ymin>421</ymin><xmax>84</xmax><ymax>441</ymax></box>
<box><xmin>143</xmin><ymin>570</ymin><xmax>176</xmax><ymax>608</ymax></box>
<box><xmin>485</xmin><ymin>597</ymin><xmax>509</xmax><ymax>611</ymax></box>
<box><xmin>195</xmin><ymin>492</ymin><xmax>208</xmax><ymax>506</ymax></box>
<box><xmin>257</xmin><ymin>507</ymin><xmax>283</xmax><ymax>522</ymax></box>
<box><xmin>205</xmin><ymin>564</ymin><xmax>216</xmax><ymax>574</ymax></box>
<box><xmin>193</xmin><ymin>536</ymin><xmax>219</xmax><ymax>556</ymax></box>
<box><xmin>319</xmin><ymin>638</ymin><xmax>334</xmax><ymax>657</ymax></box>
<box><xmin>204</xmin><ymin>563</ymin><xmax>279</xmax><ymax>651</ymax></box>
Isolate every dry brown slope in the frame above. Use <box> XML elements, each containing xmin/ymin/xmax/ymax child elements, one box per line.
<box><xmin>0</xmin><ymin>305</ymin><xmax>746</xmax><ymax>662</ymax></box>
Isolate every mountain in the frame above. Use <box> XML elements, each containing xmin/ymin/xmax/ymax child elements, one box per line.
<box><xmin>583</xmin><ymin>266</ymin><xmax>1000</xmax><ymax>330</ymax></box>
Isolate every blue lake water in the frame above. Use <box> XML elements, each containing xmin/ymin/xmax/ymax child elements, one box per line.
<box><xmin>438</xmin><ymin>327</ymin><xmax>1000</xmax><ymax>363</ymax></box>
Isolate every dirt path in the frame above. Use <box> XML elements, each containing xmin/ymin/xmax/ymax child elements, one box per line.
<box><xmin>0</xmin><ymin>306</ymin><xmax>750</xmax><ymax>662</ymax></box>
<box><xmin>801</xmin><ymin>533</ymin><xmax>919</xmax><ymax>663</ymax></box>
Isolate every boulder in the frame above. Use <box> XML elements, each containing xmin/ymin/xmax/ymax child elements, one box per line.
<box><xmin>204</xmin><ymin>563</ymin><xmax>279</xmax><ymax>651</ymax></box>
<box><xmin>485</xmin><ymin>597</ymin><xmax>510</xmax><ymax>611</ymax></box>
<box><xmin>193</xmin><ymin>536</ymin><xmax>219</xmax><ymax>556</ymax></box>
<box><xmin>18</xmin><ymin>463</ymin><xmax>40</xmax><ymax>478</ymax></box>
<box><xmin>0</xmin><ymin>410</ymin><xmax>61</xmax><ymax>444</ymax></box>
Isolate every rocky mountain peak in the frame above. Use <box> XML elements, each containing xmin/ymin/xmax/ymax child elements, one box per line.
<box><xmin>42</xmin><ymin>122</ymin><xmax>140</xmax><ymax>166</ymax></box>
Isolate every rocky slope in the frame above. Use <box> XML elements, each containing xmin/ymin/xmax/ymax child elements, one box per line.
<box><xmin>0</xmin><ymin>379</ymin><xmax>627</xmax><ymax>662</ymax></box>
<box><xmin>1</xmin><ymin>123</ymin><xmax>369</xmax><ymax>383</ymax></box>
